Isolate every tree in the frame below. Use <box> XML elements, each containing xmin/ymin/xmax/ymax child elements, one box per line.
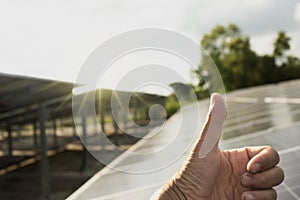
<box><xmin>199</xmin><ymin>24</ymin><xmax>259</xmax><ymax>91</ymax></box>
<box><xmin>273</xmin><ymin>31</ymin><xmax>290</xmax><ymax>64</ymax></box>
<box><xmin>193</xmin><ymin>24</ymin><xmax>300</xmax><ymax>94</ymax></box>
<box><xmin>169</xmin><ymin>82</ymin><xmax>194</xmax><ymax>103</ymax></box>
<box><xmin>272</xmin><ymin>31</ymin><xmax>300</xmax><ymax>81</ymax></box>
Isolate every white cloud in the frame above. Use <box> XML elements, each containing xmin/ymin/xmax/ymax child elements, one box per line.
<box><xmin>289</xmin><ymin>30</ymin><xmax>300</xmax><ymax>57</ymax></box>
<box><xmin>0</xmin><ymin>0</ymin><xmax>299</xmax><ymax>82</ymax></box>
<box><xmin>181</xmin><ymin>0</ymin><xmax>299</xmax><ymax>35</ymax></box>
<box><xmin>250</xmin><ymin>32</ymin><xmax>277</xmax><ymax>56</ymax></box>
<box><xmin>250</xmin><ymin>30</ymin><xmax>300</xmax><ymax>58</ymax></box>
<box><xmin>295</xmin><ymin>2</ymin><xmax>300</xmax><ymax>22</ymax></box>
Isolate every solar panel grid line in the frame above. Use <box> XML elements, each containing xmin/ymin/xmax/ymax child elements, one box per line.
<box><xmin>226</xmin><ymin>130</ymin><xmax>299</xmax><ymax>153</ymax></box>
<box><xmin>260</xmin><ymin>133</ymin><xmax>287</xmax><ymax>151</ymax></box>
<box><xmin>229</xmin><ymin>101</ymin><xmax>300</xmax><ymax>122</ymax></box>
<box><xmin>227</xmin><ymin>101</ymin><xmax>266</xmax><ymax>116</ymax></box>
<box><xmin>226</xmin><ymin>96</ymin><xmax>259</xmax><ymax>103</ymax></box>
<box><xmin>225</xmin><ymin>102</ymin><xmax>300</xmax><ymax>127</ymax></box>
<box><xmin>88</xmin><ymin>182</ymin><xmax>164</xmax><ymax>200</ymax></box>
<box><xmin>279</xmin><ymin>145</ymin><xmax>300</xmax><ymax>155</ymax></box>
<box><xmin>225</xmin><ymin>100</ymin><xmax>300</xmax><ymax>126</ymax></box>
<box><xmin>225</xmin><ymin>107</ymin><xmax>270</xmax><ymax>127</ymax></box>
<box><xmin>289</xmin><ymin>185</ymin><xmax>300</xmax><ymax>196</ymax></box>
<box><xmin>90</xmin><ymin>132</ymin><xmax>300</xmax><ymax>200</ymax></box>
<box><xmin>67</xmin><ymin>131</ymin><xmax>157</xmax><ymax>200</ymax></box>
<box><xmin>68</xmin><ymin>80</ymin><xmax>300</xmax><ymax>200</ymax></box>
<box><xmin>282</xmin><ymin>182</ymin><xmax>300</xmax><ymax>199</ymax></box>
<box><xmin>282</xmin><ymin>162</ymin><xmax>300</xmax><ymax>175</ymax></box>
<box><xmin>264</xmin><ymin>97</ymin><xmax>300</xmax><ymax>104</ymax></box>
<box><xmin>286</xmin><ymin>175</ymin><xmax>300</xmax><ymax>188</ymax></box>
<box><xmin>223</xmin><ymin>121</ymin><xmax>300</xmax><ymax>145</ymax></box>
<box><xmin>69</xmin><ymin>133</ymin><xmax>292</xmax><ymax>198</ymax></box>
<box><xmin>228</xmin><ymin>93</ymin><xmax>300</xmax><ymax>107</ymax></box>
<box><xmin>223</xmin><ymin>117</ymin><xmax>271</xmax><ymax>134</ymax></box>
<box><xmin>229</xmin><ymin>80</ymin><xmax>300</xmax><ymax>98</ymax></box>
<box><xmin>224</xmin><ymin>128</ymin><xmax>300</xmax><ymax>199</ymax></box>
<box><xmin>276</xmin><ymin>82</ymin><xmax>300</xmax><ymax>96</ymax></box>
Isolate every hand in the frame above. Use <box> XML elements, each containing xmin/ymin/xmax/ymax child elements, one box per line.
<box><xmin>158</xmin><ymin>93</ymin><xmax>284</xmax><ymax>200</ymax></box>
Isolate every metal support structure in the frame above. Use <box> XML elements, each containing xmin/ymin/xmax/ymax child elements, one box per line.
<box><xmin>93</xmin><ymin>117</ymin><xmax>97</xmax><ymax>136</ymax></box>
<box><xmin>72</xmin><ymin>123</ymin><xmax>77</xmax><ymax>138</ymax></box>
<box><xmin>60</xmin><ymin>118</ymin><xmax>64</xmax><ymax>132</ymax></box>
<box><xmin>100</xmin><ymin>111</ymin><xmax>105</xmax><ymax>134</ymax></box>
<box><xmin>39</xmin><ymin>104</ymin><xmax>50</xmax><ymax>199</ymax></box>
<box><xmin>33</xmin><ymin>122</ymin><xmax>38</xmax><ymax>149</ymax></box>
<box><xmin>7</xmin><ymin>126</ymin><xmax>12</xmax><ymax>157</ymax></box>
<box><xmin>112</xmin><ymin>117</ymin><xmax>119</xmax><ymax>146</ymax></box>
<box><xmin>80</xmin><ymin>116</ymin><xmax>87</xmax><ymax>172</ymax></box>
<box><xmin>17</xmin><ymin>126</ymin><xmax>22</xmax><ymax>141</ymax></box>
<box><xmin>52</xmin><ymin>119</ymin><xmax>57</xmax><ymax>147</ymax></box>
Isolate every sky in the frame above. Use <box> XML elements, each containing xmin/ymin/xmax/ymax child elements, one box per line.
<box><xmin>0</xmin><ymin>0</ymin><xmax>299</xmax><ymax>86</ymax></box>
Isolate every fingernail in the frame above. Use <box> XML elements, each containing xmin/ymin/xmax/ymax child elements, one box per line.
<box><xmin>242</xmin><ymin>174</ymin><xmax>253</xmax><ymax>187</ymax></box>
<box><xmin>251</xmin><ymin>163</ymin><xmax>261</xmax><ymax>173</ymax></box>
<box><xmin>245</xmin><ymin>194</ymin><xmax>255</xmax><ymax>200</ymax></box>
<box><xmin>198</xmin><ymin>94</ymin><xmax>226</xmax><ymax>158</ymax></box>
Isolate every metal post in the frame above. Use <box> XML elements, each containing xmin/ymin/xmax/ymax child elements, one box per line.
<box><xmin>80</xmin><ymin>116</ymin><xmax>87</xmax><ymax>172</ymax></box>
<box><xmin>112</xmin><ymin>117</ymin><xmax>119</xmax><ymax>146</ymax></box>
<box><xmin>100</xmin><ymin>108</ymin><xmax>106</xmax><ymax>134</ymax></box>
<box><xmin>17</xmin><ymin>126</ymin><xmax>22</xmax><ymax>141</ymax></box>
<box><xmin>7</xmin><ymin>126</ymin><xmax>12</xmax><ymax>157</ymax></box>
<box><xmin>60</xmin><ymin>118</ymin><xmax>64</xmax><ymax>132</ymax></box>
<box><xmin>72</xmin><ymin>123</ymin><xmax>76</xmax><ymax>138</ymax></box>
<box><xmin>39</xmin><ymin>104</ymin><xmax>50</xmax><ymax>198</ymax></box>
<box><xmin>33</xmin><ymin>122</ymin><xmax>38</xmax><ymax>149</ymax></box>
<box><xmin>93</xmin><ymin>117</ymin><xmax>97</xmax><ymax>136</ymax></box>
<box><xmin>52</xmin><ymin>119</ymin><xmax>57</xmax><ymax>147</ymax></box>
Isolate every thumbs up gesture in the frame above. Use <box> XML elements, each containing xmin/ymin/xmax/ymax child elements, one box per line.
<box><xmin>158</xmin><ymin>93</ymin><xmax>284</xmax><ymax>200</ymax></box>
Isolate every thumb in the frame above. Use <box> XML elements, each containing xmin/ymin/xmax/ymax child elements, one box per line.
<box><xmin>194</xmin><ymin>93</ymin><xmax>227</xmax><ymax>158</ymax></box>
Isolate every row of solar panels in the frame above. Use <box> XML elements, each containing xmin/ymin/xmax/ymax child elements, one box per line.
<box><xmin>68</xmin><ymin>79</ymin><xmax>300</xmax><ymax>200</ymax></box>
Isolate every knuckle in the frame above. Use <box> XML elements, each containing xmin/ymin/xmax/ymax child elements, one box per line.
<box><xmin>262</xmin><ymin>188</ymin><xmax>277</xmax><ymax>200</ymax></box>
<box><xmin>277</xmin><ymin>167</ymin><xmax>285</xmax><ymax>184</ymax></box>
<box><xmin>270</xmin><ymin>188</ymin><xmax>277</xmax><ymax>200</ymax></box>
<box><xmin>256</xmin><ymin>172</ymin><xmax>269</xmax><ymax>187</ymax></box>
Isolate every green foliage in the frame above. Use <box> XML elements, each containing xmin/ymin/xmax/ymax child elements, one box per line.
<box><xmin>196</xmin><ymin>24</ymin><xmax>300</xmax><ymax>93</ymax></box>
<box><xmin>165</xmin><ymin>95</ymin><xmax>180</xmax><ymax>118</ymax></box>
<box><xmin>273</xmin><ymin>31</ymin><xmax>290</xmax><ymax>57</ymax></box>
<box><xmin>169</xmin><ymin>82</ymin><xmax>194</xmax><ymax>103</ymax></box>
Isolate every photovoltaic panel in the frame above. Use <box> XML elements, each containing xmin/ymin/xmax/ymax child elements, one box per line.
<box><xmin>68</xmin><ymin>80</ymin><xmax>300</xmax><ymax>200</ymax></box>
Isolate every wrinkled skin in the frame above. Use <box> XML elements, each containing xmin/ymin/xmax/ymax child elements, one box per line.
<box><xmin>158</xmin><ymin>94</ymin><xmax>284</xmax><ymax>200</ymax></box>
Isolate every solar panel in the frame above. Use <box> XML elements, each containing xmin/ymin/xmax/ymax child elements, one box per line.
<box><xmin>68</xmin><ymin>80</ymin><xmax>300</xmax><ymax>200</ymax></box>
